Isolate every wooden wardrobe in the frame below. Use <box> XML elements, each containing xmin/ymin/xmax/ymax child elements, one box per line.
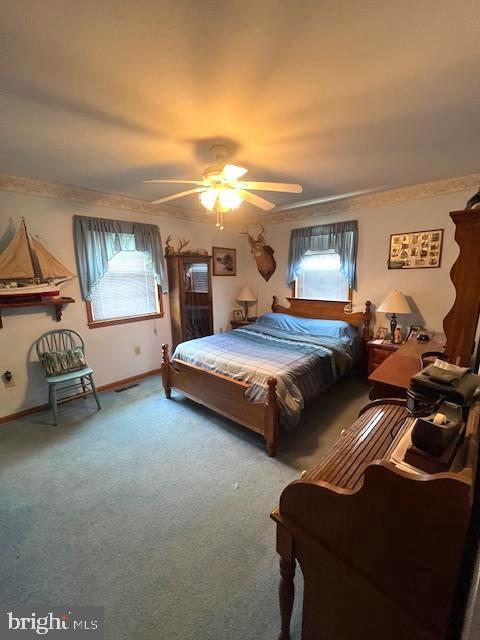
<box><xmin>444</xmin><ymin>209</ymin><xmax>480</xmax><ymax>367</ymax></box>
<box><xmin>166</xmin><ymin>253</ymin><xmax>213</xmax><ymax>349</ymax></box>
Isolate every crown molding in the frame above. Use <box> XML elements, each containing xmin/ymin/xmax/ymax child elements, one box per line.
<box><xmin>1</xmin><ymin>171</ymin><xmax>478</xmax><ymax>230</ymax></box>
<box><xmin>0</xmin><ymin>173</ymin><xmax>211</xmax><ymax>223</ymax></box>
<box><xmin>255</xmin><ymin>172</ymin><xmax>480</xmax><ymax>225</ymax></box>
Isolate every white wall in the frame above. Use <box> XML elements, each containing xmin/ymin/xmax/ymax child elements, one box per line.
<box><xmin>0</xmin><ymin>186</ymin><xmax>472</xmax><ymax>417</ymax></box>
<box><xmin>252</xmin><ymin>190</ymin><xmax>470</xmax><ymax>334</ymax></box>
<box><xmin>0</xmin><ymin>191</ymin><xmax>256</xmax><ymax>417</ymax></box>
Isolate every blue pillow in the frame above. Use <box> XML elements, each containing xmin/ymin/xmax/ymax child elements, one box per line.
<box><xmin>255</xmin><ymin>312</ymin><xmax>356</xmax><ymax>339</ymax></box>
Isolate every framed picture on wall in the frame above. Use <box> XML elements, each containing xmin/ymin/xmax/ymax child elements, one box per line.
<box><xmin>388</xmin><ymin>229</ymin><xmax>444</xmax><ymax>269</ymax></box>
<box><xmin>212</xmin><ymin>247</ymin><xmax>236</xmax><ymax>276</ymax></box>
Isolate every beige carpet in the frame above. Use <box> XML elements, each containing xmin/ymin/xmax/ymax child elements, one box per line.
<box><xmin>0</xmin><ymin>372</ymin><xmax>370</xmax><ymax>640</ymax></box>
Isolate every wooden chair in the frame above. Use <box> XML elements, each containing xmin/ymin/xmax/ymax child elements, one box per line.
<box><xmin>35</xmin><ymin>329</ymin><xmax>101</xmax><ymax>425</ymax></box>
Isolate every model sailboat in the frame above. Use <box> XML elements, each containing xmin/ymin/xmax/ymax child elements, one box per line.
<box><xmin>0</xmin><ymin>219</ymin><xmax>74</xmax><ymax>299</ymax></box>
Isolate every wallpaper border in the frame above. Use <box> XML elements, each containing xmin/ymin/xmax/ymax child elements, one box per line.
<box><xmin>1</xmin><ymin>171</ymin><xmax>478</xmax><ymax>226</ymax></box>
<box><xmin>259</xmin><ymin>173</ymin><xmax>480</xmax><ymax>224</ymax></box>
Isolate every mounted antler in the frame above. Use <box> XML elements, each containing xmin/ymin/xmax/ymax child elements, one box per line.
<box><xmin>177</xmin><ymin>238</ymin><xmax>190</xmax><ymax>253</ymax></box>
<box><xmin>164</xmin><ymin>234</ymin><xmax>174</xmax><ymax>255</ymax></box>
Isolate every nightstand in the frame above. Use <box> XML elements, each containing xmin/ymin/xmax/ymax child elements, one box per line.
<box><xmin>231</xmin><ymin>319</ymin><xmax>255</xmax><ymax>329</ymax></box>
<box><xmin>367</xmin><ymin>340</ymin><xmax>401</xmax><ymax>376</ymax></box>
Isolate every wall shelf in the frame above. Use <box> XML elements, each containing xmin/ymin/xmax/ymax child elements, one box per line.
<box><xmin>0</xmin><ymin>296</ymin><xmax>75</xmax><ymax>328</ymax></box>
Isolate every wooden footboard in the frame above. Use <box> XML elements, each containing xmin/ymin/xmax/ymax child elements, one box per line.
<box><xmin>161</xmin><ymin>344</ymin><xmax>280</xmax><ymax>456</ymax></box>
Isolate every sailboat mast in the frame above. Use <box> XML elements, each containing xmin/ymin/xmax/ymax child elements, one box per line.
<box><xmin>21</xmin><ymin>218</ymin><xmax>39</xmax><ymax>281</ymax></box>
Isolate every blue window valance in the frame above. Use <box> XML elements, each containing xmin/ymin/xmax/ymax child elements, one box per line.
<box><xmin>287</xmin><ymin>220</ymin><xmax>358</xmax><ymax>289</ymax></box>
<box><xmin>73</xmin><ymin>215</ymin><xmax>167</xmax><ymax>301</ymax></box>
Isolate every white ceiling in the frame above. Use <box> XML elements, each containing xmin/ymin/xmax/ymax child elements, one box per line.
<box><xmin>2</xmin><ymin>0</ymin><xmax>479</xmax><ymax>220</ymax></box>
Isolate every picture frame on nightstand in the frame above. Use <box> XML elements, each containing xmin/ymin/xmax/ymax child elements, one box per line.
<box><xmin>375</xmin><ymin>326</ymin><xmax>388</xmax><ymax>341</ymax></box>
<box><xmin>232</xmin><ymin>309</ymin><xmax>243</xmax><ymax>321</ymax></box>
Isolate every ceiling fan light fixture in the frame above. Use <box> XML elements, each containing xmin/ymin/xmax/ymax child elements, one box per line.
<box><xmin>222</xmin><ymin>163</ymin><xmax>248</xmax><ymax>181</ymax></box>
<box><xmin>145</xmin><ymin>144</ymin><xmax>300</xmax><ymax>229</ymax></box>
<box><xmin>218</xmin><ymin>187</ymin><xmax>243</xmax><ymax>211</ymax></box>
<box><xmin>199</xmin><ymin>189</ymin><xmax>218</xmax><ymax>211</ymax></box>
<box><xmin>199</xmin><ymin>187</ymin><xmax>243</xmax><ymax>213</ymax></box>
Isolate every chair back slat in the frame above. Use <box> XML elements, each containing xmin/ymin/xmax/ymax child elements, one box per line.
<box><xmin>35</xmin><ymin>329</ymin><xmax>86</xmax><ymax>360</ymax></box>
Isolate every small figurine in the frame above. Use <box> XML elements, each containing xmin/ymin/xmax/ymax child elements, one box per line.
<box><xmin>394</xmin><ymin>327</ymin><xmax>402</xmax><ymax>344</ymax></box>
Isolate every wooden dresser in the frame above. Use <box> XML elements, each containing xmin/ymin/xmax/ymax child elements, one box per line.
<box><xmin>443</xmin><ymin>209</ymin><xmax>480</xmax><ymax>367</ymax></box>
<box><xmin>271</xmin><ymin>398</ymin><xmax>480</xmax><ymax>640</ymax></box>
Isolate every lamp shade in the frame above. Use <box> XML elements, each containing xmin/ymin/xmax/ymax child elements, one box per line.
<box><xmin>236</xmin><ymin>286</ymin><xmax>256</xmax><ymax>302</ymax></box>
<box><xmin>377</xmin><ymin>290</ymin><xmax>412</xmax><ymax>314</ymax></box>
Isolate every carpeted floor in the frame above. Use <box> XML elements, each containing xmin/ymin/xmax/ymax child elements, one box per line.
<box><xmin>0</xmin><ymin>374</ymin><xmax>369</xmax><ymax>639</ymax></box>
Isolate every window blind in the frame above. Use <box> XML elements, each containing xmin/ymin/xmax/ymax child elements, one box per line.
<box><xmin>188</xmin><ymin>263</ymin><xmax>209</xmax><ymax>293</ymax></box>
<box><xmin>296</xmin><ymin>252</ymin><xmax>349</xmax><ymax>301</ymax></box>
<box><xmin>90</xmin><ymin>251</ymin><xmax>159</xmax><ymax>321</ymax></box>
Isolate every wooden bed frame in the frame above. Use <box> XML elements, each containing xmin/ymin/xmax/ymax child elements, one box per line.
<box><xmin>161</xmin><ymin>297</ymin><xmax>372</xmax><ymax>456</ymax></box>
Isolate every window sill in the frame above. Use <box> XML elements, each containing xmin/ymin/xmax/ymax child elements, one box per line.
<box><xmin>87</xmin><ymin>312</ymin><xmax>164</xmax><ymax>329</ymax></box>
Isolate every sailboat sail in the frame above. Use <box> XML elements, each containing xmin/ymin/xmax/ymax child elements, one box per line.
<box><xmin>0</xmin><ymin>219</ymin><xmax>75</xmax><ymax>297</ymax></box>
<box><xmin>31</xmin><ymin>237</ymin><xmax>74</xmax><ymax>279</ymax></box>
<box><xmin>0</xmin><ymin>227</ymin><xmax>35</xmax><ymax>279</ymax></box>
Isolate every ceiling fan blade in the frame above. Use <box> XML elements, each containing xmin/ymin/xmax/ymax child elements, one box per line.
<box><xmin>151</xmin><ymin>187</ymin><xmax>207</xmax><ymax>205</ymax></box>
<box><xmin>239</xmin><ymin>181</ymin><xmax>302</xmax><ymax>193</ymax></box>
<box><xmin>144</xmin><ymin>179</ymin><xmax>206</xmax><ymax>185</ymax></box>
<box><xmin>237</xmin><ymin>189</ymin><xmax>275</xmax><ymax>211</ymax></box>
<box><xmin>221</xmin><ymin>164</ymin><xmax>248</xmax><ymax>180</ymax></box>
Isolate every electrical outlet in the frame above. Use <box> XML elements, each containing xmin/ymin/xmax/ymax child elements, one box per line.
<box><xmin>134</xmin><ymin>345</ymin><xmax>141</xmax><ymax>356</ymax></box>
<box><xmin>3</xmin><ymin>371</ymin><xmax>15</xmax><ymax>388</ymax></box>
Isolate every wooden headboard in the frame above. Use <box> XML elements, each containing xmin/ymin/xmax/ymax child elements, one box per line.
<box><xmin>271</xmin><ymin>296</ymin><xmax>372</xmax><ymax>342</ymax></box>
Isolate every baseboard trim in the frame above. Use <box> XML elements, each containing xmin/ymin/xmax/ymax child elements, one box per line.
<box><xmin>0</xmin><ymin>368</ymin><xmax>162</xmax><ymax>425</ymax></box>
<box><xmin>97</xmin><ymin>369</ymin><xmax>161</xmax><ymax>393</ymax></box>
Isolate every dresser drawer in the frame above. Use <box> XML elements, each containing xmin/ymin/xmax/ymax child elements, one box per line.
<box><xmin>368</xmin><ymin>346</ymin><xmax>395</xmax><ymax>374</ymax></box>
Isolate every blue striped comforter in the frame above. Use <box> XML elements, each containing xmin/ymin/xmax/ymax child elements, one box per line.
<box><xmin>173</xmin><ymin>324</ymin><xmax>360</xmax><ymax>429</ymax></box>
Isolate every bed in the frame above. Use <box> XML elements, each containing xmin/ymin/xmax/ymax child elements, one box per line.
<box><xmin>161</xmin><ymin>297</ymin><xmax>372</xmax><ymax>456</ymax></box>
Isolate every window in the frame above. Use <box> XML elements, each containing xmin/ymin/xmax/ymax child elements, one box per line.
<box><xmin>86</xmin><ymin>250</ymin><xmax>163</xmax><ymax>327</ymax></box>
<box><xmin>295</xmin><ymin>251</ymin><xmax>350</xmax><ymax>301</ymax></box>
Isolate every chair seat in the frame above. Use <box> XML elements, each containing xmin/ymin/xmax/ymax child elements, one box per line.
<box><xmin>46</xmin><ymin>367</ymin><xmax>94</xmax><ymax>384</ymax></box>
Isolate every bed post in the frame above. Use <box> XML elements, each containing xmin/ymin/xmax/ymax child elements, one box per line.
<box><xmin>161</xmin><ymin>343</ymin><xmax>172</xmax><ymax>399</ymax></box>
<box><xmin>362</xmin><ymin>300</ymin><xmax>372</xmax><ymax>343</ymax></box>
<box><xmin>265</xmin><ymin>377</ymin><xmax>279</xmax><ymax>457</ymax></box>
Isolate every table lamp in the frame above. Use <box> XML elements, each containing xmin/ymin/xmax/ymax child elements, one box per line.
<box><xmin>236</xmin><ymin>286</ymin><xmax>256</xmax><ymax>320</ymax></box>
<box><xmin>377</xmin><ymin>290</ymin><xmax>412</xmax><ymax>342</ymax></box>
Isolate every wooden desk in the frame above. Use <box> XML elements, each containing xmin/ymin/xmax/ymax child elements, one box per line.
<box><xmin>271</xmin><ymin>399</ymin><xmax>480</xmax><ymax>640</ymax></box>
<box><xmin>368</xmin><ymin>334</ymin><xmax>445</xmax><ymax>400</ymax></box>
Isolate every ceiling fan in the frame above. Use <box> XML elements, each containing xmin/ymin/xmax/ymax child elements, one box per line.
<box><xmin>144</xmin><ymin>144</ymin><xmax>302</xmax><ymax>229</ymax></box>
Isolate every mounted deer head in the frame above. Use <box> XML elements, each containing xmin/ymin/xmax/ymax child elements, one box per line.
<box><xmin>242</xmin><ymin>225</ymin><xmax>276</xmax><ymax>282</ymax></box>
